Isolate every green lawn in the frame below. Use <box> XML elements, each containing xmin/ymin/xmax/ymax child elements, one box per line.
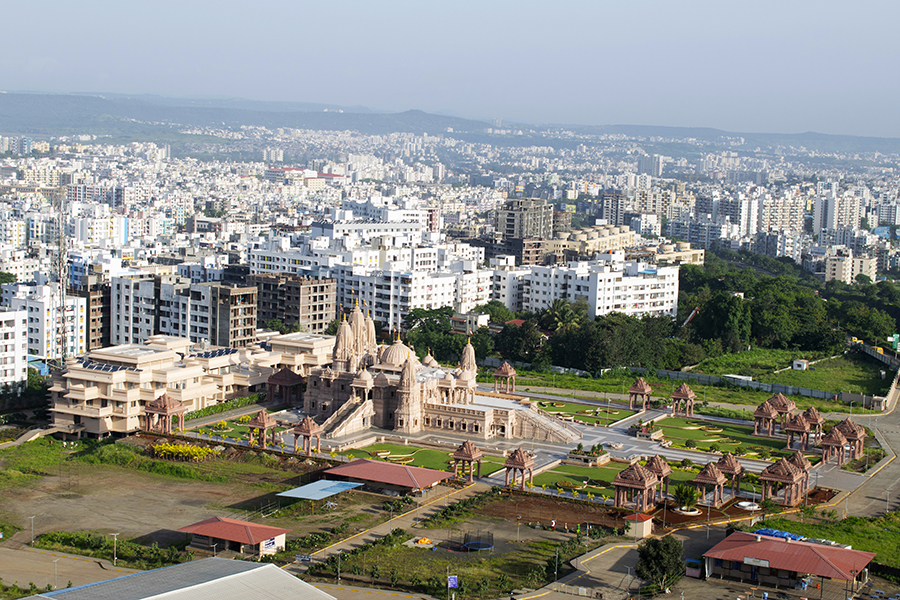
<box><xmin>654</xmin><ymin>417</ymin><xmax>820</xmax><ymax>463</ymax></box>
<box><xmin>344</xmin><ymin>444</ymin><xmax>505</xmax><ymax>476</ymax></box>
<box><xmin>534</xmin><ymin>400</ymin><xmax>636</xmax><ymax>426</ymax></box>
<box><xmin>765</xmin><ymin>354</ymin><xmax>891</xmax><ymax>396</ymax></box>
<box><xmin>479</xmin><ymin>368</ymin><xmax>868</xmax><ymax>414</ymax></box>
<box><xmin>691</xmin><ymin>349</ymin><xmax>832</xmax><ymax>377</ymax></box>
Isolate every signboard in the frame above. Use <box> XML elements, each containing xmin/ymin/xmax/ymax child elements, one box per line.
<box><xmin>295</xmin><ymin>554</ymin><xmax>312</xmax><ymax>562</ymax></box>
<box><xmin>744</xmin><ymin>557</ymin><xmax>769</xmax><ymax>568</ymax></box>
<box><xmin>448</xmin><ymin>575</ymin><xmax>458</xmax><ymax>589</ymax></box>
<box><xmin>263</xmin><ymin>538</ymin><xmax>276</xmax><ymax>550</ymax></box>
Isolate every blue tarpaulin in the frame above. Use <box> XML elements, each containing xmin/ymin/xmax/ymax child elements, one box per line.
<box><xmin>276</xmin><ymin>480</ymin><xmax>363</xmax><ymax>500</ymax></box>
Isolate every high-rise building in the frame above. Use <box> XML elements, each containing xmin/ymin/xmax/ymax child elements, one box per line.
<box><xmin>638</xmin><ymin>154</ymin><xmax>663</xmax><ymax>177</ymax></box>
<box><xmin>0</xmin><ymin>307</ymin><xmax>28</xmax><ymax>391</ymax></box>
<box><xmin>1</xmin><ymin>282</ymin><xmax>87</xmax><ymax>361</ymax></box>
<box><xmin>248</xmin><ymin>273</ymin><xmax>336</xmax><ymax>335</ymax></box>
<box><xmin>495</xmin><ymin>198</ymin><xmax>553</xmax><ymax>240</ymax></box>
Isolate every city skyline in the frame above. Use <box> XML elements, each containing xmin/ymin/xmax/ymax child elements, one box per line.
<box><xmin>3</xmin><ymin>1</ymin><xmax>899</xmax><ymax>138</ymax></box>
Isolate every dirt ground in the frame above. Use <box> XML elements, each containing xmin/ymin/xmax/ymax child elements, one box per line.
<box><xmin>477</xmin><ymin>494</ymin><xmax>628</xmax><ymax>531</ymax></box>
<box><xmin>0</xmin><ymin>465</ymin><xmax>254</xmax><ymax>546</ymax></box>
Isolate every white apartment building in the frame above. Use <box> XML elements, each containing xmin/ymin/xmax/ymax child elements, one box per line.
<box><xmin>1</xmin><ymin>282</ymin><xmax>87</xmax><ymax>361</ymax></box>
<box><xmin>825</xmin><ymin>250</ymin><xmax>877</xmax><ymax>285</ymax></box>
<box><xmin>0</xmin><ymin>307</ymin><xmax>28</xmax><ymax>390</ymax></box>
<box><xmin>110</xmin><ymin>273</ymin><xmax>167</xmax><ymax>345</ymax></box>
<box><xmin>520</xmin><ymin>259</ymin><xmax>679</xmax><ymax>319</ymax></box>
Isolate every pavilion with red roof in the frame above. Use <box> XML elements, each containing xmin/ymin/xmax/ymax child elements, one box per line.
<box><xmin>323</xmin><ymin>458</ymin><xmax>451</xmax><ymax>494</ymax></box>
<box><xmin>178</xmin><ymin>517</ymin><xmax>289</xmax><ymax>557</ymax></box>
<box><xmin>704</xmin><ymin>531</ymin><xmax>875</xmax><ymax>593</ymax></box>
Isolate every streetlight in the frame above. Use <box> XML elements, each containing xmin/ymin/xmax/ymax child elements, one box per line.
<box><xmin>517</xmin><ymin>515</ymin><xmax>522</xmax><ymax>542</ymax></box>
<box><xmin>110</xmin><ymin>533</ymin><xmax>120</xmax><ymax>567</ymax></box>
<box><xmin>337</xmin><ymin>550</ymin><xmax>342</xmax><ymax>584</ymax></box>
<box><xmin>53</xmin><ymin>558</ymin><xmax>59</xmax><ymax>590</ymax></box>
<box><xmin>30</xmin><ymin>516</ymin><xmax>35</xmax><ymax>546</ymax></box>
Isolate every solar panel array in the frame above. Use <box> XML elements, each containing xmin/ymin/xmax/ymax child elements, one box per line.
<box><xmin>194</xmin><ymin>348</ymin><xmax>240</xmax><ymax>359</ymax></box>
<box><xmin>78</xmin><ymin>360</ymin><xmax>141</xmax><ymax>373</ymax></box>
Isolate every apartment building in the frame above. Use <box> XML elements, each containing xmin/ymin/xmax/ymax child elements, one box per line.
<box><xmin>1</xmin><ymin>282</ymin><xmax>87</xmax><ymax>361</ymax></box>
<box><xmin>520</xmin><ymin>258</ymin><xmax>679</xmax><ymax>319</ymax></box>
<box><xmin>0</xmin><ymin>307</ymin><xmax>28</xmax><ymax>390</ymax></box>
<box><xmin>496</xmin><ymin>198</ymin><xmax>553</xmax><ymax>239</ymax></box>
<box><xmin>247</xmin><ymin>273</ymin><xmax>337</xmax><ymax>334</ymax></box>
<box><xmin>70</xmin><ymin>273</ymin><xmax>111</xmax><ymax>350</ymax></box>
<box><xmin>824</xmin><ymin>250</ymin><xmax>877</xmax><ymax>285</ymax></box>
<box><xmin>49</xmin><ymin>337</ymin><xmax>223</xmax><ymax>438</ymax></box>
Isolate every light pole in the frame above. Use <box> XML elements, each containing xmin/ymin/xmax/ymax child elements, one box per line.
<box><xmin>212</xmin><ymin>543</ymin><xmax>217</xmax><ymax>558</ymax></box>
<box><xmin>30</xmin><ymin>516</ymin><xmax>35</xmax><ymax>546</ymax></box>
<box><xmin>53</xmin><ymin>558</ymin><xmax>59</xmax><ymax>590</ymax></box>
<box><xmin>849</xmin><ymin>400</ymin><xmax>855</xmax><ymax>416</ymax></box>
<box><xmin>517</xmin><ymin>515</ymin><xmax>522</xmax><ymax>543</ymax></box>
<box><xmin>111</xmin><ymin>533</ymin><xmax>120</xmax><ymax>567</ymax></box>
<box><xmin>337</xmin><ymin>551</ymin><xmax>342</xmax><ymax>584</ymax></box>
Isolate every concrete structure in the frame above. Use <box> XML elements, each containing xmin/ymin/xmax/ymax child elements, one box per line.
<box><xmin>496</xmin><ymin>198</ymin><xmax>553</xmax><ymax>240</ymax></box>
<box><xmin>503</xmin><ymin>447</ymin><xmax>535</xmax><ymax>490</ymax></box>
<box><xmin>0</xmin><ymin>307</ymin><xmax>27</xmax><ymax>391</ymax></box>
<box><xmin>613</xmin><ymin>463</ymin><xmax>658</xmax><ymax>512</ymax></box>
<box><xmin>248</xmin><ymin>272</ymin><xmax>337</xmax><ymax>334</ymax></box>
<box><xmin>2</xmin><ymin>282</ymin><xmax>87</xmax><ymax>361</ymax></box>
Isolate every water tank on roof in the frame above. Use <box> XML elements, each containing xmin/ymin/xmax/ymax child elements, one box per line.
<box><xmin>676</xmin><ymin>242</ymin><xmax>690</xmax><ymax>250</ymax></box>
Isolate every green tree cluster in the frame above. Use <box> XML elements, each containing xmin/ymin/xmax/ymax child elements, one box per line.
<box><xmin>402</xmin><ymin>307</ymin><xmax>493</xmax><ymax>363</ymax></box>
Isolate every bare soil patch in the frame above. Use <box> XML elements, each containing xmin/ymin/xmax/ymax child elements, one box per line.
<box><xmin>476</xmin><ymin>493</ymin><xmax>629</xmax><ymax>531</ymax></box>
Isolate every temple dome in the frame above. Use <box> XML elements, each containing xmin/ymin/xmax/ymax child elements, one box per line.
<box><xmin>380</xmin><ymin>338</ymin><xmax>413</xmax><ymax>366</ymax></box>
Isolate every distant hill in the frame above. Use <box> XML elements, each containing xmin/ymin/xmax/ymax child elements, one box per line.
<box><xmin>0</xmin><ymin>93</ymin><xmax>491</xmax><ymax>136</ymax></box>
<box><xmin>574</xmin><ymin>124</ymin><xmax>900</xmax><ymax>154</ymax></box>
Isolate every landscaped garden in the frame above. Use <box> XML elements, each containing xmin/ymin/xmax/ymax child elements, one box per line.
<box><xmin>193</xmin><ymin>412</ymin><xmax>290</xmax><ymax>448</ymax></box>
<box><xmin>653</xmin><ymin>417</ymin><xmax>821</xmax><ymax>463</ymax></box>
<box><xmin>534</xmin><ymin>400</ymin><xmax>636</xmax><ymax>426</ymax></box>
<box><xmin>343</xmin><ymin>443</ymin><xmax>507</xmax><ymax>476</ymax></box>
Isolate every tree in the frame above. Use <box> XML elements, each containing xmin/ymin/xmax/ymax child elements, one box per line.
<box><xmin>635</xmin><ymin>535</ymin><xmax>684</xmax><ymax>592</ymax></box>
<box><xmin>856</xmin><ymin>273</ymin><xmax>872</xmax><ymax>285</ymax></box>
<box><xmin>474</xmin><ymin>300</ymin><xmax>514</xmax><ymax>324</ymax></box>
<box><xmin>671</xmin><ymin>484</ymin><xmax>700</xmax><ymax>511</ymax></box>
<box><xmin>0</xmin><ymin>272</ymin><xmax>15</xmax><ymax>285</ymax></box>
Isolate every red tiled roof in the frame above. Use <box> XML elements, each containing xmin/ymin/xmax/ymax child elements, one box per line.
<box><xmin>624</xmin><ymin>514</ymin><xmax>654</xmax><ymax>522</ymax></box>
<box><xmin>324</xmin><ymin>459</ymin><xmax>451</xmax><ymax>490</ymax></box>
<box><xmin>704</xmin><ymin>532</ymin><xmax>875</xmax><ymax>580</ymax></box>
<box><xmin>505</xmin><ymin>319</ymin><xmax>526</xmax><ymax>326</ymax></box>
<box><xmin>178</xmin><ymin>517</ymin><xmax>289</xmax><ymax>545</ymax></box>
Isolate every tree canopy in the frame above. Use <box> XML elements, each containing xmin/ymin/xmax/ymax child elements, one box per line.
<box><xmin>635</xmin><ymin>535</ymin><xmax>684</xmax><ymax>592</ymax></box>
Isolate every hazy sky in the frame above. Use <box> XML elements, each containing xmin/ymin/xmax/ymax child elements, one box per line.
<box><xmin>4</xmin><ymin>1</ymin><xmax>899</xmax><ymax>137</ymax></box>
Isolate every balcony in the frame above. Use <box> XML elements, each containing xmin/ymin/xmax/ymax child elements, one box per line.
<box><xmin>53</xmin><ymin>402</ymin><xmax>113</xmax><ymax>418</ymax></box>
<box><xmin>64</xmin><ymin>384</ymin><xmax>100</xmax><ymax>401</ymax></box>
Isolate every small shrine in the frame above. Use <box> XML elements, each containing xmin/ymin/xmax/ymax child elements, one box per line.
<box><xmin>671</xmin><ymin>383</ymin><xmax>696</xmax><ymax>417</ymax></box>
<box><xmin>452</xmin><ymin>440</ymin><xmax>484</xmax><ymax>482</ymax></box>
<box><xmin>715</xmin><ymin>453</ymin><xmax>744</xmax><ymax>498</ymax></box>
<box><xmin>246</xmin><ymin>409</ymin><xmax>279</xmax><ymax>449</ymax></box>
<box><xmin>821</xmin><ymin>427</ymin><xmax>848</xmax><ymax>465</ymax></box>
<box><xmin>628</xmin><ymin>378</ymin><xmax>653</xmax><ymax>411</ymax></box>
<box><xmin>645</xmin><ymin>455</ymin><xmax>672</xmax><ymax>501</ymax></box>
<box><xmin>292</xmin><ymin>416</ymin><xmax>323</xmax><ymax>455</ymax></box>
<box><xmin>493</xmin><ymin>362</ymin><xmax>517</xmax><ymax>394</ymax></box>
<box><xmin>787</xmin><ymin>450</ymin><xmax>812</xmax><ymax>498</ymax></box>
<box><xmin>266</xmin><ymin>368</ymin><xmax>305</xmax><ymax>406</ymax></box>
<box><xmin>802</xmin><ymin>406</ymin><xmax>825</xmax><ymax>444</ymax></box>
<box><xmin>766</xmin><ymin>393</ymin><xmax>796</xmax><ymax>429</ymax></box>
<box><xmin>759</xmin><ymin>458</ymin><xmax>805</xmax><ymax>506</ymax></box>
<box><xmin>693</xmin><ymin>462</ymin><xmax>727</xmax><ymax>507</ymax></box>
<box><xmin>503</xmin><ymin>447</ymin><xmax>535</xmax><ymax>490</ymax></box>
<box><xmin>752</xmin><ymin>400</ymin><xmax>778</xmax><ymax>436</ymax></box>
<box><xmin>143</xmin><ymin>393</ymin><xmax>188</xmax><ymax>435</ymax></box>
<box><xmin>784</xmin><ymin>414</ymin><xmax>811</xmax><ymax>451</ymax></box>
<box><xmin>835</xmin><ymin>419</ymin><xmax>866</xmax><ymax>460</ymax></box>
<box><xmin>613</xmin><ymin>463</ymin><xmax>659</xmax><ymax>512</ymax></box>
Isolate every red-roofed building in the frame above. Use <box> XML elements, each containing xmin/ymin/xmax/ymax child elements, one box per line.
<box><xmin>178</xmin><ymin>517</ymin><xmax>289</xmax><ymax>557</ymax></box>
<box><xmin>323</xmin><ymin>458</ymin><xmax>451</xmax><ymax>494</ymax></box>
<box><xmin>704</xmin><ymin>532</ymin><xmax>875</xmax><ymax>592</ymax></box>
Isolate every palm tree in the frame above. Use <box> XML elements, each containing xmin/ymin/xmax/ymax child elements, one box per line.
<box><xmin>672</xmin><ymin>484</ymin><xmax>700</xmax><ymax>511</ymax></box>
<box><xmin>542</xmin><ymin>299</ymin><xmax>582</xmax><ymax>333</ymax></box>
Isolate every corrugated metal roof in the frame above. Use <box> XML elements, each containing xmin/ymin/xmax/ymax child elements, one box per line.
<box><xmin>324</xmin><ymin>458</ymin><xmax>451</xmax><ymax>489</ymax></box>
<box><xmin>703</xmin><ymin>532</ymin><xmax>876</xmax><ymax>580</ymax></box>
<box><xmin>277</xmin><ymin>480</ymin><xmax>363</xmax><ymax>500</ymax></box>
<box><xmin>25</xmin><ymin>558</ymin><xmax>334</xmax><ymax>600</ymax></box>
<box><xmin>177</xmin><ymin>517</ymin><xmax>290</xmax><ymax>544</ymax></box>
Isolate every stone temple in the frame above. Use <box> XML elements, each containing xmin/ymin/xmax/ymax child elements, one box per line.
<box><xmin>302</xmin><ymin>303</ymin><xmax>575</xmax><ymax>443</ymax></box>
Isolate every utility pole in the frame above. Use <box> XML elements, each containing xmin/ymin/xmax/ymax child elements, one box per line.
<box><xmin>30</xmin><ymin>516</ymin><xmax>35</xmax><ymax>546</ymax></box>
<box><xmin>111</xmin><ymin>533</ymin><xmax>120</xmax><ymax>566</ymax></box>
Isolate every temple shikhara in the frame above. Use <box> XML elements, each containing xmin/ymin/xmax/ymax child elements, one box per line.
<box><xmin>302</xmin><ymin>303</ymin><xmax>574</xmax><ymax>442</ymax></box>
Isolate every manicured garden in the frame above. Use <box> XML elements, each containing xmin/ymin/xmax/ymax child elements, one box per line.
<box><xmin>344</xmin><ymin>443</ymin><xmax>507</xmax><ymax>476</ymax></box>
<box><xmin>194</xmin><ymin>412</ymin><xmax>289</xmax><ymax>448</ymax></box>
<box><xmin>534</xmin><ymin>400</ymin><xmax>636</xmax><ymax>426</ymax></box>
<box><xmin>654</xmin><ymin>417</ymin><xmax>821</xmax><ymax>463</ymax></box>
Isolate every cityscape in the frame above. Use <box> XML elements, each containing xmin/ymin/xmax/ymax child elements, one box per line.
<box><xmin>1</xmin><ymin>3</ymin><xmax>900</xmax><ymax>600</ymax></box>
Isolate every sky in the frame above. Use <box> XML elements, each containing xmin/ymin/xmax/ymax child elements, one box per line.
<box><xmin>3</xmin><ymin>1</ymin><xmax>899</xmax><ymax>137</ymax></box>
